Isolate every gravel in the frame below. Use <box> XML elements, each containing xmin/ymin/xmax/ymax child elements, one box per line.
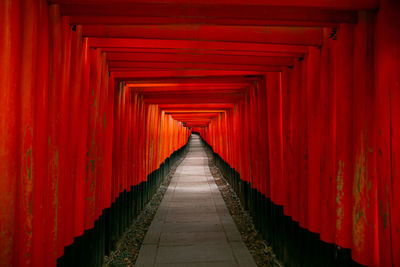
<box><xmin>103</xmin><ymin>151</ymin><xmax>187</xmax><ymax>267</ymax></box>
<box><xmin>205</xmin><ymin>148</ymin><xmax>283</xmax><ymax>267</ymax></box>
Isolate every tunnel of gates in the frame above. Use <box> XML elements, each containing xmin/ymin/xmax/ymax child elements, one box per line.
<box><xmin>1</xmin><ymin>0</ymin><xmax>400</xmax><ymax>266</ymax></box>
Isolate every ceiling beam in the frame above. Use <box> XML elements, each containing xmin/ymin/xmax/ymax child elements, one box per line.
<box><xmin>164</xmin><ymin>110</ymin><xmax>227</xmax><ymax>113</ymax></box>
<box><xmin>128</xmin><ymin>85</ymin><xmax>248</xmax><ymax>92</ymax></box>
<box><xmin>51</xmin><ymin>0</ymin><xmax>378</xmax><ymax>10</ymax></box>
<box><xmin>64</xmin><ymin>3</ymin><xmax>357</xmax><ymax>26</ymax></box>
<box><xmin>106</xmin><ymin>52</ymin><xmax>297</xmax><ymax>65</ymax></box>
<box><xmin>143</xmin><ymin>93</ymin><xmax>244</xmax><ymax>104</ymax></box>
<box><xmin>126</xmin><ymin>77</ymin><xmax>258</xmax><ymax>84</ymax></box>
<box><xmin>159</xmin><ymin>103</ymin><xmax>235</xmax><ymax>109</ymax></box>
<box><xmin>69</xmin><ymin>16</ymin><xmax>344</xmax><ymax>27</ymax></box>
<box><xmin>89</xmin><ymin>38</ymin><xmax>309</xmax><ymax>53</ymax></box>
<box><xmin>108</xmin><ymin>62</ymin><xmax>289</xmax><ymax>71</ymax></box>
<box><xmin>101</xmin><ymin>48</ymin><xmax>305</xmax><ymax>58</ymax></box>
<box><xmin>82</xmin><ymin>25</ymin><xmax>322</xmax><ymax>46</ymax></box>
<box><xmin>112</xmin><ymin>70</ymin><xmax>271</xmax><ymax>79</ymax></box>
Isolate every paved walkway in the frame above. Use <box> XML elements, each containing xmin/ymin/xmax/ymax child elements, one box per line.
<box><xmin>136</xmin><ymin>134</ymin><xmax>257</xmax><ymax>267</ymax></box>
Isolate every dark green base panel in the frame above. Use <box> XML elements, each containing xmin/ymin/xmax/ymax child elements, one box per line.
<box><xmin>201</xmin><ymin>138</ymin><xmax>365</xmax><ymax>267</ymax></box>
<box><xmin>57</xmin><ymin>144</ymin><xmax>187</xmax><ymax>267</ymax></box>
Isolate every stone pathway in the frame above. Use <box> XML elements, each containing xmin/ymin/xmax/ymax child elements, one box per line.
<box><xmin>136</xmin><ymin>134</ymin><xmax>257</xmax><ymax>267</ymax></box>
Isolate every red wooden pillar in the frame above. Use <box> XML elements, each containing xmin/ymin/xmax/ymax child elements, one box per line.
<box><xmin>374</xmin><ymin>0</ymin><xmax>400</xmax><ymax>265</ymax></box>
<box><xmin>266</xmin><ymin>72</ymin><xmax>283</xmax><ymax>205</ymax></box>
<box><xmin>32</xmin><ymin>1</ymin><xmax>50</xmax><ymax>265</ymax></box>
<box><xmin>352</xmin><ymin>11</ymin><xmax>379</xmax><ymax>266</ymax></box>
<box><xmin>48</xmin><ymin>3</ymin><xmax>62</xmax><ymax>261</ymax></box>
<box><xmin>0</xmin><ymin>1</ymin><xmax>20</xmax><ymax>265</ymax></box>
<box><xmin>285</xmin><ymin>60</ymin><xmax>302</xmax><ymax>221</ymax></box>
<box><xmin>319</xmin><ymin>28</ymin><xmax>337</xmax><ymax>244</ymax></box>
<box><xmin>74</xmin><ymin>37</ymin><xmax>91</xmax><ymax>237</ymax></box>
<box><xmin>333</xmin><ymin>23</ymin><xmax>354</xmax><ymax>249</ymax></box>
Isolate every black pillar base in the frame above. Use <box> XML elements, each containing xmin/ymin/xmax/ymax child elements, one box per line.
<box><xmin>201</xmin><ymin>138</ymin><xmax>365</xmax><ymax>267</ymax></box>
<box><xmin>57</xmin><ymin>144</ymin><xmax>187</xmax><ymax>267</ymax></box>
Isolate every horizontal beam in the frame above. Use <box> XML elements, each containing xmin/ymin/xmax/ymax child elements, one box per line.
<box><xmin>179</xmin><ymin>122</ymin><xmax>213</xmax><ymax>125</ymax></box>
<box><xmin>127</xmin><ymin>82</ymin><xmax>249</xmax><ymax>87</ymax></box>
<box><xmin>177</xmin><ymin>118</ymin><xmax>214</xmax><ymax>121</ymax></box>
<box><xmin>141</xmin><ymin>91</ymin><xmax>245</xmax><ymax>97</ymax></box>
<box><xmin>108</xmin><ymin>62</ymin><xmax>289</xmax><ymax>71</ymax></box>
<box><xmin>164</xmin><ymin>110</ymin><xmax>227</xmax><ymax>113</ymax></box>
<box><xmin>128</xmin><ymin>85</ymin><xmax>248</xmax><ymax>92</ymax></box>
<box><xmin>171</xmin><ymin>116</ymin><xmax>218</xmax><ymax>120</ymax></box>
<box><xmin>106</xmin><ymin>52</ymin><xmax>297</xmax><ymax>65</ymax></box>
<box><xmin>64</xmin><ymin>3</ymin><xmax>357</xmax><ymax>26</ymax></box>
<box><xmin>51</xmin><ymin>0</ymin><xmax>378</xmax><ymax>10</ymax></box>
<box><xmin>185</xmin><ymin>123</ymin><xmax>210</xmax><ymax>127</ymax></box>
<box><xmin>172</xmin><ymin>117</ymin><xmax>219</xmax><ymax>120</ymax></box>
<box><xmin>82</xmin><ymin>25</ymin><xmax>322</xmax><ymax>46</ymax></box>
<box><xmin>159</xmin><ymin>103</ymin><xmax>234</xmax><ymax>109</ymax></box>
<box><xmin>144</xmin><ymin>94</ymin><xmax>243</xmax><ymax>104</ymax></box>
<box><xmin>112</xmin><ymin>70</ymin><xmax>271</xmax><ymax>79</ymax></box>
<box><xmin>126</xmin><ymin>76</ymin><xmax>259</xmax><ymax>84</ymax></box>
<box><xmin>102</xmin><ymin>48</ymin><xmax>304</xmax><ymax>58</ymax></box>
<box><xmin>89</xmin><ymin>38</ymin><xmax>309</xmax><ymax>53</ymax></box>
<box><xmin>110</xmin><ymin>67</ymin><xmax>284</xmax><ymax>73</ymax></box>
<box><xmin>146</xmin><ymin>99</ymin><xmax>238</xmax><ymax>104</ymax></box>
<box><xmin>70</xmin><ymin>16</ymin><xmax>342</xmax><ymax>27</ymax></box>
